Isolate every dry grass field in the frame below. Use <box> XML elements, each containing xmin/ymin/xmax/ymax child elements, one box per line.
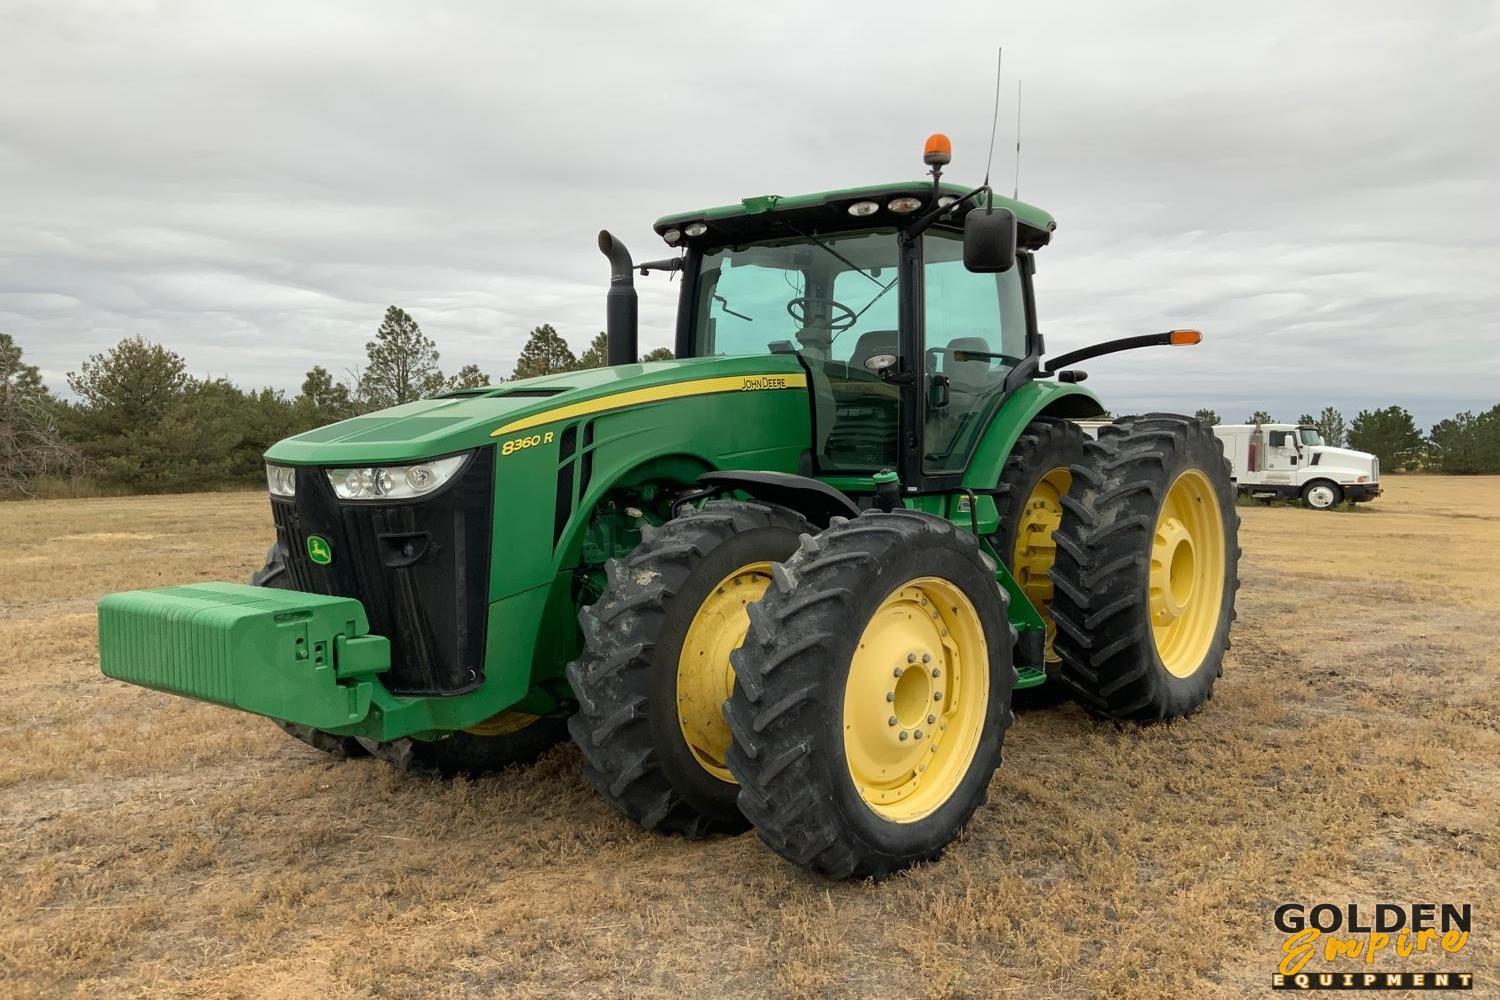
<box><xmin>2</xmin><ymin>477</ymin><xmax>1496</xmax><ymax>998</ymax></box>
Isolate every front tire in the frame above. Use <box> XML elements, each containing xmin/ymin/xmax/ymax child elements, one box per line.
<box><xmin>1301</xmin><ymin>480</ymin><xmax>1342</xmax><ymax>510</ymax></box>
<box><xmin>726</xmin><ymin>511</ymin><xmax>1014</xmax><ymax>878</ymax></box>
<box><xmin>1051</xmin><ymin>414</ymin><xmax>1240</xmax><ymax>721</ymax></box>
<box><xmin>356</xmin><ymin>713</ymin><xmax>569</xmax><ymax>778</ymax></box>
<box><xmin>567</xmin><ymin>500</ymin><xmax>812</xmax><ymax>836</ymax></box>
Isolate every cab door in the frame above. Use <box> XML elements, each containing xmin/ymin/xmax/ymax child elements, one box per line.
<box><xmin>1261</xmin><ymin>429</ymin><xmax>1300</xmax><ymax>482</ymax></box>
<box><xmin>917</xmin><ymin>229</ymin><xmax>1029</xmax><ymax>477</ymax></box>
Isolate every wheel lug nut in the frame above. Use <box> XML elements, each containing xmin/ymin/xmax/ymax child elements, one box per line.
<box><xmin>888</xmin><ymin>716</ymin><xmax>898</xmax><ymax>727</ymax></box>
<box><xmin>934</xmin><ymin>691</ymin><xmax>943</xmax><ymax>701</ymax></box>
<box><xmin>921</xmin><ymin>653</ymin><xmax>931</xmax><ymax>664</ymax></box>
<box><xmin>927</xmin><ymin>714</ymin><xmax>935</xmax><ymax>725</ymax></box>
<box><xmin>886</xmin><ymin>691</ymin><xmax>895</xmax><ymax>702</ymax></box>
<box><xmin>894</xmin><ymin>666</ymin><xmax>903</xmax><ymax>678</ymax></box>
<box><xmin>907</xmin><ymin>653</ymin><xmax>917</xmax><ymax>663</ymax></box>
<box><xmin>899</xmin><ymin>731</ymin><xmax>909</xmax><ymax>741</ymax></box>
<box><xmin>914</xmin><ymin>729</ymin><xmax>924</xmax><ymax>740</ymax></box>
<box><xmin>931</xmin><ymin>668</ymin><xmax>941</xmax><ymax>678</ymax></box>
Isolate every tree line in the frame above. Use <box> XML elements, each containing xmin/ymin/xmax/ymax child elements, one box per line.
<box><xmin>4</xmin><ymin>312</ymin><xmax>1497</xmax><ymax>497</ymax></box>
<box><xmin>1191</xmin><ymin>405</ymin><xmax>1500</xmax><ymax>475</ymax></box>
<box><xmin>0</xmin><ymin>307</ymin><xmax>672</xmax><ymax>497</ymax></box>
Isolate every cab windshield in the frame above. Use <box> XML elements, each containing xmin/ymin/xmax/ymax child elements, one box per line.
<box><xmin>692</xmin><ymin>229</ymin><xmax>900</xmax><ymax>364</ymax></box>
<box><xmin>1298</xmin><ymin>428</ymin><xmax>1324</xmax><ymax>446</ymax></box>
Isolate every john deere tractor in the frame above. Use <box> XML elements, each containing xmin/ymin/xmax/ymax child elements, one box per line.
<box><xmin>97</xmin><ymin>135</ymin><xmax>1240</xmax><ymax>878</ymax></box>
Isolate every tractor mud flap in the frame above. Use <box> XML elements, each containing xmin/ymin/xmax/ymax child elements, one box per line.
<box><xmin>98</xmin><ymin>582</ymin><xmax>390</xmax><ymax>731</ymax></box>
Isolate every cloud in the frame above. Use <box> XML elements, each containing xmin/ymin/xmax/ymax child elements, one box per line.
<box><xmin>2</xmin><ymin>0</ymin><xmax>1496</xmax><ymax>428</ymax></box>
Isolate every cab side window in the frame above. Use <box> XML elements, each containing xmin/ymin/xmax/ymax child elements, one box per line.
<box><xmin>922</xmin><ymin>231</ymin><xmax>1027</xmax><ymax>473</ymax></box>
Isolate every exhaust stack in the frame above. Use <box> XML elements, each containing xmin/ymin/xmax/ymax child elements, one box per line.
<box><xmin>597</xmin><ymin>230</ymin><xmax>638</xmax><ymax>367</ymax></box>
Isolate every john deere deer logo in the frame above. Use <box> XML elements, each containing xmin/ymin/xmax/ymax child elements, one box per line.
<box><xmin>306</xmin><ymin>535</ymin><xmax>333</xmax><ymax>566</ymax></box>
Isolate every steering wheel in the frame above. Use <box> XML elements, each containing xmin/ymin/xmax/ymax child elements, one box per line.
<box><xmin>786</xmin><ymin>296</ymin><xmax>858</xmax><ymax>335</ymax></box>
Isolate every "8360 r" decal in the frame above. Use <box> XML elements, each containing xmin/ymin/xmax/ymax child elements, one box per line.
<box><xmin>500</xmin><ymin>431</ymin><xmax>554</xmax><ymax>456</ymax></box>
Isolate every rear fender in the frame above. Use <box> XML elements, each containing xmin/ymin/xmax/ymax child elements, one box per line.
<box><xmin>963</xmin><ymin>382</ymin><xmax>1104</xmax><ymax>491</ymax></box>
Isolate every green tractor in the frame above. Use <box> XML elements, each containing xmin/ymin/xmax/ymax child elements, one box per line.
<box><xmin>97</xmin><ymin>135</ymin><xmax>1240</xmax><ymax>878</ymax></box>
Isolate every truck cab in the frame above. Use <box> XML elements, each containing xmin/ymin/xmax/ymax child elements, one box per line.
<box><xmin>1212</xmin><ymin>422</ymin><xmax>1381</xmax><ymax>509</ymax></box>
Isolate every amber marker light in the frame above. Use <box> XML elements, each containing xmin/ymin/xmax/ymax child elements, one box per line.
<box><xmin>1169</xmin><ymin>329</ymin><xmax>1202</xmax><ymax>345</ymax></box>
<box><xmin>923</xmin><ymin>132</ymin><xmax>952</xmax><ymax>166</ymax></box>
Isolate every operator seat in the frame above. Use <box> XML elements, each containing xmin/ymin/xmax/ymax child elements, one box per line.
<box><xmin>942</xmin><ymin>337</ymin><xmax>996</xmax><ymax>398</ymax></box>
<box><xmin>848</xmin><ymin>329</ymin><xmax>899</xmax><ymax>375</ymax></box>
<box><xmin>935</xmin><ymin>337</ymin><xmax>1001</xmax><ymax>445</ymax></box>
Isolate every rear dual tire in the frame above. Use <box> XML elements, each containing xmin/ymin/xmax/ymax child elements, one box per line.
<box><xmin>1050</xmin><ymin>414</ymin><xmax>1240</xmax><ymax>720</ymax></box>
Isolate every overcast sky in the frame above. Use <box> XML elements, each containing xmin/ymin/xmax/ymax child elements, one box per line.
<box><xmin>4</xmin><ymin>1</ymin><xmax>1497</xmax><ymax>428</ymax></box>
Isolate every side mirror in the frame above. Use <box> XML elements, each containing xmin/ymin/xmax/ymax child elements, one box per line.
<box><xmin>963</xmin><ymin>206</ymin><xmax>1017</xmax><ymax>273</ymax></box>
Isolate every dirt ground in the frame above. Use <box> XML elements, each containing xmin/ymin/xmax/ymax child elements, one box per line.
<box><xmin>1</xmin><ymin>476</ymin><xmax>1496</xmax><ymax>998</ymax></box>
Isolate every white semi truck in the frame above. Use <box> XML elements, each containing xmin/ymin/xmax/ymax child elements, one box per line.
<box><xmin>1211</xmin><ymin>423</ymin><xmax>1381</xmax><ymax>509</ymax></box>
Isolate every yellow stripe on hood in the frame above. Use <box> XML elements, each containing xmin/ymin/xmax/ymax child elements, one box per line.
<box><xmin>491</xmin><ymin>373</ymin><xmax>808</xmax><ymax>437</ymax></box>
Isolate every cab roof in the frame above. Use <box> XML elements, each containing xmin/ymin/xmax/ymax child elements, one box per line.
<box><xmin>653</xmin><ymin>181</ymin><xmax>1057</xmax><ymax>252</ymax></box>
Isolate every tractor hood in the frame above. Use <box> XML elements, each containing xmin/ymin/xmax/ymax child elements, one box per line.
<box><xmin>264</xmin><ymin>354</ymin><xmax>809</xmax><ymax>466</ymax></box>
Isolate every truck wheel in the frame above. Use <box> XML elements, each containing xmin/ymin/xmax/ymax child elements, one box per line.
<box><xmin>567</xmin><ymin>500</ymin><xmax>812</xmax><ymax>837</ymax></box>
<box><xmin>1301</xmin><ymin>481</ymin><xmax>1342</xmax><ymax>510</ymax></box>
<box><xmin>725</xmin><ymin>511</ymin><xmax>1014</xmax><ymax>878</ymax></box>
<box><xmin>251</xmin><ymin>542</ymin><xmax>368</xmax><ymax>759</ymax></box>
<box><xmin>1051</xmin><ymin>414</ymin><xmax>1240</xmax><ymax>720</ymax></box>
<box><xmin>990</xmin><ymin>416</ymin><xmax>1088</xmax><ymax>682</ymax></box>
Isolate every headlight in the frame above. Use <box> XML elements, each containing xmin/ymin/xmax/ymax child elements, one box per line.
<box><xmin>266</xmin><ymin>463</ymin><xmax>297</xmax><ymax>498</ymax></box>
<box><xmin>325</xmin><ymin>454</ymin><xmax>469</xmax><ymax>501</ymax></box>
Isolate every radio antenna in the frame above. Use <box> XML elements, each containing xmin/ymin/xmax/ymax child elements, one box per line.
<box><xmin>1013</xmin><ymin>79</ymin><xmax>1023</xmax><ymax>201</ymax></box>
<box><xmin>982</xmin><ymin>47</ymin><xmax>1002</xmax><ymax>196</ymax></box>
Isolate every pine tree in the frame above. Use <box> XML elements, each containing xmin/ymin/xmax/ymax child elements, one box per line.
<box><xmin>67</xmin><ymin>336</ymin><xmax>188</xmax><ymax>426</ymax></box>
<box><xmin>575</xmin><ymin>332</ymin><xmax>608</xmax><ymax>370</ymax></box>
<box><xmin>1194</xmin><ymin>408</ymin><xmax>1220</xmax><ymax>426</ymax></box>
<box><xmin>445</xmin><ymin>364</ymin><xmax>490</xmax><ymax>390</ymax></box>
<box><xmin>1428</xmin><ymin>405</ymin><xmax>1500</xmax><ymax>474</ymax></box>
<box><xmin>574</xmin><ymin>333</ymin><xmax>673</xmax><ymax>370</ymax></box>
<box><xmin>1349</xmin><ymin>406</ymin><xmax>1425</xmax><ymax>471</ymax></box>
<box><xmin>1246</xmin><ymin>410</ymin><xmax>1275</xmax><ymax>425</ymax></box>
<box><xmin>511</xmin><ymin>324</ymin><xmax>578</xmax><ymax>379</ymax></box>
<box><xmin>359</xmin><ymin>306</ymin><xmax>444</xmax><ymax>407</ymax></box>
<box><xmin>1315</xmin><ymin>406</ymin><xmax>1346</xmax><ymax>447</ymax></box>
<box><xmin>295</xmin><ymin>365</ymin><xmax>357</xmax><ymax>426</ymax></box>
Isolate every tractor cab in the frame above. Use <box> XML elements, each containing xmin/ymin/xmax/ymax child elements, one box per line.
<box><xmin>645</xmin><ymin>174</ymin><xmax>1058</xmax><ymax>492</ymax></box>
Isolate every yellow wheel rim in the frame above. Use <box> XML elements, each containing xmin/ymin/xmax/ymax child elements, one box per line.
<box><xmin>1150</xmin><ymin>470</ymin><xmax>1226</xmax><ymax>678</ymax></box>
<box><xmin>842</xmin><ymin>578</ymin><xmax>990</xmax><ymax>823</ymax></box>
<box><xmin>1011</xmin><ymin>467</ymin><xmax>1071</xmax><ymax>664</ymax></box>
<box><xmin>463</xmin><ymin>709</ymin><xmax>541</xmax><ymax>737</ymax></box>
<box><xmin>676</xmin><ymin>562</ymin><xmax>772</xmax><ymax>782</ymax></box>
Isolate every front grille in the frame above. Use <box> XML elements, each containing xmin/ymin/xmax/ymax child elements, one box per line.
<box><xmin>270</xmin><ymin>449</ymin><xmax>494</xmax><ymax>696</ymax></box>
